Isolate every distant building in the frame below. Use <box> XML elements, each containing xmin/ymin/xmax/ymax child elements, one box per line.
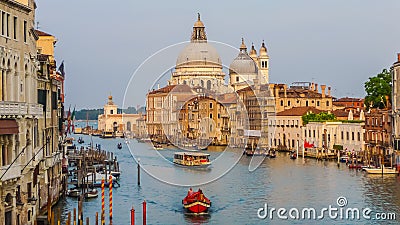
<box><xmin>270</xmin><ymin>82</ymin><xmax>333</xmax><ymax>113</ymax></box>
<box><xmin>392</xmin><ymin>53</ymin><xmax>400</xmax><ymax>151</ymax></box>
<box><xmin>333</xmin><ymin>97</ymin><xmax>364</xmax><ymax>112</ymax></box>
<box><xmin>304</xmin><ymin>121</ymin><xmax>365</xmax><ymax>157</ymax></box>
<box><xmin>98</xmin><ymin>96</ymin><xmax>141</xmax><ymax>137</ymax></box>
<box><xmin>271</xmin><ymin>107</ymin><xmax>323</xmax><ymax>150</ymax></box>
<box><xmin>364</xmin><ymin>108</ymin><xmax>392</xmax><ymax>165</ymax></box>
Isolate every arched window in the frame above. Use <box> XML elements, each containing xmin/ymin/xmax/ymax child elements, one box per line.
<box><xmin>113</xmin><ymin>122</ymin><xmax>118</xmax><ymax>132</ymax></box>
<box><xmin>306</xmin><ymin>101</ymin><xmax>309</xmax><ymax>107</ymax></box>
<box><xmin>207</xmin><ymin>80</ymin><xmax>211</xmax><ymax>90</ymax></box>
<box><xmin>280</xmin><ymin>100</ymin><xmax>284</xmax><ymax>106</ymax></box>
<box><xmin>127</xmin><ymin>122</ymin><xmax>131</xmax><ymax>131</ymax></box>
<box><xmin>201</xmin><ymin>80</ymin><xmax>204</xmax><ymax>87</ymax></box>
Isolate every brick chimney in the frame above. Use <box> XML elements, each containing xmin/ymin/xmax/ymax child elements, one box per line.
<box><xmin>314</xmin><ymin>83</ymin><xmax>318</xmax><ymax>92</ymax></box>
<box><xmin>398</xmin><ymin>53</ymin><xmax>400</xmax><ymax>62</ymax></box>
<box><xmin>321</xmin><ymin>85</ymin><xmax>326</xmax><ymax>98</ymax></box>
<box><xmin>327</xmin><ymin>86</ymin><xmax>331</xmax><ymax>96</ymax></box>
<box><xmin>310</xmin><ymin>82</ymin><xmax>314</xmax><ymax>91</ymax></box>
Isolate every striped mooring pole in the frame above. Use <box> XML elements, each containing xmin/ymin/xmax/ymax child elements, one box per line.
<box><xmin>109</xmin><ymin>175</ymin><xmax>113</xmax><ymax>221</ymax></box>
<box><xmin>130</xmin><ymin>206</ymin><xmax>135</xmax><ymax>225</ymax></box>
<box><xmin>143</xmin><ymin>200</ymin><xmax>147</xmax><ymax>225</ymax></box>
<box><xmin>101</xmin><ymin>178</ymin><xmax>105</xmax><ymax>225</ymax></box>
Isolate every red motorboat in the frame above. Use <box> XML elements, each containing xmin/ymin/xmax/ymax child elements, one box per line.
<box><xmin>182</xmin><ymin>189</ymin><xmax>211</xmax><ymax>214</ymax></box>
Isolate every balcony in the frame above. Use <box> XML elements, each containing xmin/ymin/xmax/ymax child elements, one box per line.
<box><xmin>0</xmin><ymin>101</ymin><xmax>43</xmax><ymax>118</ymax></box>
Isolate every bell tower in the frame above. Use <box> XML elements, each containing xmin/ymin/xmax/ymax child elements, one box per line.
<box><xmin>258</xmin><ymin>40</ymin><xmax>269</xmax><ymax>84</ymax></box>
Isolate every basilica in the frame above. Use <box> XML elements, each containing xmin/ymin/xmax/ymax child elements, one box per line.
<box><xmin>146</xmin><ymin>14</ymin><xmax>275</xmax><ymax>148</ymax></box>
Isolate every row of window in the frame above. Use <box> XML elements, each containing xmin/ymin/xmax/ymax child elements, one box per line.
<box><xmin>270</xmin><ymin>119</ymin><xmax>300</xmax><ymax>126</ymax></box>
<box><xmin>0</xmin><ymin>10</ymin><xmax>28</xmax><ymax>42</ymax></box>
<box><xmin>304</xmin><ymin>130</ymin><xmax>362</xmax><ymax>141</ymax></box>
<box><xmin>272</xmin><ymin>138</ymin><xmax>296</xmax><ymax>148</ymax></box>
<box><xmin>280</xmin><ymin>99</ymin><xmax>330</xmax><ymax>107</ymax></box>
<box><xmin>365</xmin><ymin>116</ymin><xmax>390</xmax><ymax>127</ymax></box>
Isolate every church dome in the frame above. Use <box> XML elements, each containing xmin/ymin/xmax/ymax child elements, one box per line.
<box><xmin>229</xmin><ymin>39</ymin><xmax>258</xmax><ymax>75</ymax></box>
<box><xmin>175</xmin><ymin>13</ymin><xmax>222</xmax><ymax>69</ymax></box>
<box><xmin>176</xmin><ymin>42</ymin><xmax>222</xmax><ymax>68</ymax></box>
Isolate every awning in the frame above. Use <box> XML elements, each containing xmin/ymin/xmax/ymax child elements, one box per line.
<box><xmin>0</xmin><ymin>119</ymin><xmax>19</xmax><ymax>134</ymax></box>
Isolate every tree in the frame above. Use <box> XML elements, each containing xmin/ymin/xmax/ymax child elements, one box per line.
<box><xmin>364</xmin><ymin>69</ymin><xmax>391</xmax><ymax>110</ymax></box>
<box><xmin>302</xmin><ymin>112</ymin><xmax>336</xmax><ymax>125</ymax></box>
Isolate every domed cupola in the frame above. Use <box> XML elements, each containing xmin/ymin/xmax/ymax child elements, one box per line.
<box><xmin>229</xmin><ymin>38</ymin><xmax>258</xmax><ymax>76</ymax></box>
<box><xmin>170</xmin><ymin>14</ymin><xmax>225</xmax><ymax>91</ymax></box>
<box><xmin>229</xmin><ymin>38</ymin><xmax>259</xmax><ymax>88</ymax></box>
<box><xmin>175</xmin><ymin>13</ymin><xmax>222</xmax><ymax>70</ymax></box>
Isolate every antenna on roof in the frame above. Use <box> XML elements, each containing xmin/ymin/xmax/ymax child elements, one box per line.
<box><xmin>36</xmin><ymin>22</ymin><xmax>40</xmax><ymax>30</ymax></box>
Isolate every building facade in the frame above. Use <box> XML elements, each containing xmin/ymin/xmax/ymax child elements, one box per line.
<box><xmin>364</xmin><ymin>108</ymin><xmax>392</xmax><ymax>166</ymax></box>
<box><xmin>0</xmin><ymin>1</ymin><xmax>66</xmax><ymax>224</ymax></box>
<box><xmin>270</xmin><ymin>107</ymin><xmax>323</xmax><ymax>151</ymax></box>
<box><xmin>97</xmin><ymin>96</ymin><xmax>141</xmax><ymax>137</ymax></box>
<box><xmin>270</xmin><ymin>82</ymin><xmax>333</xmax><ymax>113</ymax></box>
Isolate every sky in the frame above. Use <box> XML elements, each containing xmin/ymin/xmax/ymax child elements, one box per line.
<box><xmin>35</xmin><ymin>0</ymin><xmax>400</xmax><ymax>109</ymax></box>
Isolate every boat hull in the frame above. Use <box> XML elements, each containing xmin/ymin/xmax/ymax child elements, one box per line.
<box><xmin>183</xmin><ymin>201</ymin><xmax>211</xmax><ymax>213</ymax></box>
<box><xmin>364</xmin><ymin>168</ymin><xmax>397</xmax><ymax>174</ymax></box>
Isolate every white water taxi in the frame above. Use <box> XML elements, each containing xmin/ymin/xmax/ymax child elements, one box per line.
<box><xmin>173</xmin><ymin>152</ymin><xmax>211</xmax><ymax>167</ymax></box>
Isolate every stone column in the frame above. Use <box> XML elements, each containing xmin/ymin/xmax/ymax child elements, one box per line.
<box><xmin>3</xmin><ymin>70</ymin><xmax>7</xmax><ymax>101</ymax></box>
<box><xmin>0</xmin><ymin>69</ymin><xmax>3</xmax><ymax>101</ymax></box>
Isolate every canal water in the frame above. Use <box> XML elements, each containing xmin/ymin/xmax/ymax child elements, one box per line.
<box><xmin>55</xmin><ymin>132</ymin><xmax>400</xmax><ymax>225</ymax></box>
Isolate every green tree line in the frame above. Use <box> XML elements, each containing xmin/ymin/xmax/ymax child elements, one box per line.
<box><xmin>72</xmin><ymin>106</ymin><xmax>146</xmax><ymax>120</ymax></box>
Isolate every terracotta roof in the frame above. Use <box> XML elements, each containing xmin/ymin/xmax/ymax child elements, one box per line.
<box><xmin>148</xmin><ymin>84</ymin><xmax>193</xmax><ymax>95</ymax></box>
<box><xmin>236</xmin><ymin>84</ymin><xmax>270</xmax><ymax>93</ymax></box>
<box><xmin>332</xmin><ymin>110</ymin><xmax>348</xmax><ymax>118</ymax></box>
<box><xmin>35</xmin><ymin>29</ymin><xmax>53</xmax><ymax>36</ymax></box>
<box><xmin>277</xmin><ymin>107</ymin><xmax>324</xmax><ymax>116</ymax></box>
<box><xmin>218</xmin><ymin>93</ymin><xmax>238</xmax><ymax>104</ymax></box>
<box><xmin>335</xmin><ymin>97</ymin><xmax>364</xmax><ymax>102</ymax></box>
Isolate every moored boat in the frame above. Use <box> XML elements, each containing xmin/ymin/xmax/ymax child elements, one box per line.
<box><xmin>339</xmin><ymin>156</ymin><xmax>349</xmax><ymax>163</ymax></box>
<box><xmin>269</xmin><ymin>150</ymin><xmax>276</xmax><ymax>158</ymax></box>
<box><xmin>153</xmin><ymin>143</ymin><xmax>163</xmax><ymax>150</ymax></box>
<box><xmin>173</xmin><ymin>152</ymin><xmax>211</xmax><ymax>167</ymax></box>
<box><xmin>77</xmin><ymin>137</ymin><xmax>84</xmax><ymax>144</ymax></box>
<box><xmin>364</xmin><ymin>167</ymin><xmax>398</xmax><ymax>174</ymax></box>
<box><xmin>84</xmin><ymin>189</ymin><xmax>98</xmax><ymax>199</ymax></box>
<box><xmin>67</xmin><ymin>188</ymin><xmax>80</xmax><ymax>197</ymax></box>
<box><xmin>290</xmin><ymin>151</ymin><xmax>297</xmax><ymax>159</ymax></box>
<box><xmin>182</xmin><ymin>189</ymin><xmax>211</xmax><ymax>214</ymax></box>
<box><xmin>117</xmin><ymin>143</ymin><xmax>122</xmax><ymax>149</ymax></box>
<box><xmin>348</xmin><ymin>164</ymin><xmax>362</xmax><ymax>169</ymax></box>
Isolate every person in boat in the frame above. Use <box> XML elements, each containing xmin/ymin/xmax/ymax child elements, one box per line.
<box><xmin>198</xmin><ymin>189</ymin><xmax>204</xmax><ymax>201</ymax></box>
<box><xmin>188</xmin><ymin>187</ymin><xmax>193</xmax><ymax>196</ymax></box>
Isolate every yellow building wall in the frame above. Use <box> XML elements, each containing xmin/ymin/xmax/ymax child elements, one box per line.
<box><xmin>37</xmin><ymin>35</ymin><xmax>56</xmax><ymax>61</ymax></box>
<box><xmin>15</xmin><ymin>0</ymin><xmax>28</xmax><ymax>5</ymax></box>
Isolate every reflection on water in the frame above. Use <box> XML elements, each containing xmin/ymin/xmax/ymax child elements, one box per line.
<box><xmin>54</xmin><ymin>134</ymin><xmax>400</xmax><ymax>224</ymax></box>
